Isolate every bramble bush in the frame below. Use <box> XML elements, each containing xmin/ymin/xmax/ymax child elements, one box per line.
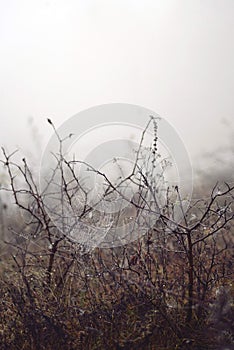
<box><xmin>0</xmin><ymin>119</ymin><xmax>233</xmax><ymax>350</ymax></box>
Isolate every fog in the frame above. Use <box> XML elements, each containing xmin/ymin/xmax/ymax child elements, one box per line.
<box><xmin>0</xmin><ymin>0</ymin><xmax>234</xmax><ymax>176</ymax></box>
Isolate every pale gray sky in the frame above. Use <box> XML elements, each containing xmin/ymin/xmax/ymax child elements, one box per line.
<box><xmin>0</xmin><ymin>0</ymin><xmax>234</xmax><ymax>170</ymax></box>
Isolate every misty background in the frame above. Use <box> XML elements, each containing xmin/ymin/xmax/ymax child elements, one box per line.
<box><xmin>0</xmin><ymin>0</ymin><xmax>233</xmax><ymax>180</ymax></box>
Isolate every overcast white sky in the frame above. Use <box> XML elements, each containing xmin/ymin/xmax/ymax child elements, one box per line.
<box><xmin>0</xmin><ymin>0</ymin><xmax>234</xmax><ymax>171</ymax></box>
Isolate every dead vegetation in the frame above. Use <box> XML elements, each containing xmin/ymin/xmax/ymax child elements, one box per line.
<box><xmin>0</xmin><ymin>118</ymin><xmax>233</xmax><ymax>349</ymax></box>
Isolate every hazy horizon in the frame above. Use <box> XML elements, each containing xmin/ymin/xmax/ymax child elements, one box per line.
<box><xmin>0</xmin><ymin>0</ymin><xmax>234</xmax><ymax>177</ymax></box>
